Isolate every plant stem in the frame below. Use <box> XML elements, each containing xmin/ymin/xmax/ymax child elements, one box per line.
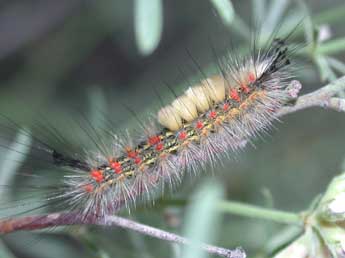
<box><xmin>277</xmin><ymin>76</ymin><xmax>345</xmax><ymax>116</ymax></box>
<box><xmin>218</xmin><ymin>201</ymin><xmax>302</xmax><ymax>225</ymax></box>
<box><xmin>103</xmin><ymin>215</ymin><xmax>245</xmax><ymax>258</ymax></box>
<box><xmin>158</xmin><ymin>198</ymin><xmax>303</xmax><ymax>226</ymax></box>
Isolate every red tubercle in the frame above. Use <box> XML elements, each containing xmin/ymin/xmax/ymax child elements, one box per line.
<box><xmin>114</xmin><ymin>167</ymin><xmax>122</xmax><ymax>174</ymax></box>
<box><xmin>223</xmin><ymin>103</ymin><xmax>230</xmax><ymax>111</ymax></box>
<box><xmin>148</xmin><ymin>135</ymin><xmax>160</xmax><ymax>145</ymax></box>
<box><xmin>229</xmin><ymin>89</ymin><xmax>240</xmax><ymax>102</ymax></box>
<box><xmin>127</xmin><ymin>150</ymin><xmax>137</xmax><ymax>159</ymax></box>
<box><xmin>90</xmin><ymin>169</ymin><xmax>102</xmax><ymax>178</ymax></box>
<box><xmin>178</xmin><ymin>131</ymin><xmax>187</xmax><ymax>140</ymax></box>
<box><xmin>126</xmin><ymin>147</ymin><xmax>142</xmax><ymax>165</ymax></box>
<box><xmin>248</xmin><ymin>72</ymin><xmax>256</xmax><ymax>83</ymax></box>
<box><xmin>134</xmin><ymin>157</ymin><xmax>142</xmax><ymax>165</ymax></box>
<box><xmin>90</xmin><ymin>169</ymin><xmax>104</xmax><ymax>183</ymax></box>
<box><xmin>110</xmin><ymin>161</ymin><xmax>122</xmax><ymax>174</ymax></box>
<box><xmin>83</xmin><ymin>184</ymin><xmax>94</xmax><ymax>193</ymax></box>
<box><xmin>95</xmin><ymin>178</ymin><xmax>103</xmax><ymax>183</ymax></box>
<box><xmin>241</xmin><ymin>83</ymin><xmax>250</xmax><ymax>94</ymax></box>
<box><xmin>209</xmin><ymin>111</ymin><xmax>217</xmax><ymax>119</ymax></box>
<box><xmin>196</xmin><ymin>121</ymin><xmax>204</xmax><ymax>129</ymax></box>
<box><xmin>155</xmin><ymin>142</ymin><xmax>164</xmax><ymax>151</ymax></box>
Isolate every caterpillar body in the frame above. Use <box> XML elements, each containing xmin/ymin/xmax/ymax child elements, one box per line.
<box><xmin>0</xmin><ymin>33</ymin><xmax>297</xmax><ymax>225</ymax></box>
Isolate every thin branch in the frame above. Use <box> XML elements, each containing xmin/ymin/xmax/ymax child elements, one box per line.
<box><xmin>0</xmin><ymin>213</ymin><xmax>245</xmax><ymax>258</ymax></box>
<box><xmin>103</xmin><ymin>215</ymin><xmax>246</xmax><ymax>258</ymax></box>
<box><xmin>277</xmin><ymin>76</ymin><xmax>345</xmax><ymax>117</ymax></box>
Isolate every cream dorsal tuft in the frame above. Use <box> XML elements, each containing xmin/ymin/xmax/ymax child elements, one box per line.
<box><xmin>203</xmin><ymin>76</ymin><xmax>226</xmax><ymax>103</ymax></box>
<box><xmin>172</xmin><ymin>94</ymin><xmax>198</xmax><ymax>122</ymax></box>
<box><xmin>185</xmin><ymin>85</ymin><xmax>211</xmax><ymax>113</ymax></box>
<box><xmin>157</xmin><ymin>105</ymin><xmax>182</xmax><ymax>131</ymax></box>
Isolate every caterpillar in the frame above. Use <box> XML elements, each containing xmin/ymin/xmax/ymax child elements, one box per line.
<box><xmin>0</xmin><ymin>27</ymin><xmax>299</xmax><ymax>228</ymax></box>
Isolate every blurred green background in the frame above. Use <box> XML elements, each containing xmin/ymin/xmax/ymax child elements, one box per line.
<box><xmin>0</xmin><ymin>0</ymin><xmax>345</xmax><ymax>257</ymax></box>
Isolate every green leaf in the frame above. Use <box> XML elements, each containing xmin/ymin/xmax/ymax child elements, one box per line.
<box><xmin>0</xmin><ymin>241</ymin><xmax>17</xmax><ymax>258</ymax></box>
<box><xmin>0</xmin><ymin>128</ymin><xmax>32</xmax><ymax>197</ymax></box>
<box><xmin>252</xmin><ymin>0</ymin><xmax>266</xmax><ymax>22</ymax></box>
<box><xmin>210</xmin><ymin>0</ymin><xmax>235</xmax><ymax>26</ymax></box>
<box><xmin>134</xmin><ymin>0</ymin><xmax>163</xmax><ymax>56</ymax></box>
<box><xmin>261</xmin><ymin>0</ymin><xmax>289</xmax><ymax>35</ymax></box>
<box><xmin>0</xmin><ymin>128</ymin><xmax>32</xmax><ymax>219</ymax></box>
<box><xmin>298</xmin><ymin>1</ymin><xmax>314</xmax><ymax>46</ymax></box>
<box><xmin>181</xmin><ymin>180</ymin><xmax>224</xmax><ymax>258</ymax></box>
<box><xmin>327</xmin><ymin>57</ymin><xmax>345</xmax><ymax>74</ymax></box>
<box><xmin>230</xmin><ymin>15</ymin><xmax>251</xmax><ymax>40</ymax></box>
<box><xmin>317</xmin><ymin>37</ymin><xmax>345</xmax><ymax>56</ymax></box>
<box><xmin>315</xmin><ymin>55</ymin><xmax>337</xmax><ymax>82</ymax></box>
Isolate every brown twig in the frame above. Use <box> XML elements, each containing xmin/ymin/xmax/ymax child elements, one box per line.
<box><xmin>1</xmin><ymin>76</ymin><xmax>345</xmax><ymax>257</ymax></box>
<box><xmin>277</xmin><ymin>76</ymin><xmax>345</xmax><ymax>117</ymax></box>
<box><xmin>103</xmin><ymin>215</ymin><xmax>245</xmax><ymax>258</ymax></box>
<box><xmin>0</xmin><ymin>213</ymin><xmax>245</xmax><ymax>258</ymax></box>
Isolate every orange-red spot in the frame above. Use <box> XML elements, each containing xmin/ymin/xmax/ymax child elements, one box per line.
<box><xmin>90</xmin><ymin>170</ymin><xmax>103</xmax><ymax>183</ymax></box>
<box><xmin>148</xmin><ymin>135</ymin><xmax>160</xmax><ymax>145</ymax></box>
<box><xmin>90</xmin><ymin>170</ymin><xmax>101</xmax><ymax>178</ymax></box>
<box><xmin>241</xmin><ymin>83</ymin><xmax>250</xmax><ymax>94</ymax></box>
<box><xmin>209</xmin><ymin>111</ymin><xmax>217</xmax><ymax>119</ymax></box>
<box><xmin>155</xmin><ymin>142</ymin><xmax>164</xmax><ymax>151</ymax></box>
<box><xmin>223</xmin><ymin>103</ymin><xmax>230</xmax><ymax>111</ymax></box>
<box><xmin>114</xmin><ymin>167</ymin><xmax>122</xmax><ymax>174</ymax></box>
<box><xmin>248</xmin><ymin>72</ymin><xmax>256</xmax><ymax>83</ymax></box>
<box><xmin>84</xmin><ymin>184</ymin><xmax>94</xmax><ymax>193</ymax></box>
<box><xmin>134</xmin><ymin>157</ymin><xmax>142</xmax><ymax>164</ymax></box>
<box><xmin>196</xmin><ymin>121</ymin><xmax>203</xmax><ymax>129</ymax></box>
<box><xmin>230</xmin><ymin>89</ymin><xmax>240</xmax><ymax>102</ymax></box>
<box><xmin>159</xmin><ymin>152</ymin><xmax>168</xmax><ymax>159</ymax></box>
<box><xmin>239</xmin><ymin>102</ymin><xmax>247</xmax><ymax>110</ymax></box>
<box><xmin>215</xmin><ymin>117</ymin><xmax>222</xmax><ymax>125</ymax></box>
<box><xmin>110</xmin><ymin>161</ymin><xmax>122</xmax><ymax>174</ymax></box>
<box><xmin>178</xmin><ymin>131</ymin><xmax>187</xmax><ymax>140</ymax></box>
<box><xmin>110</xmin><ymin>161</ymin><xmax>121</xmax><ymax>169</ymax></box>
<box><xmin>127</xmin><ymin>150</ymin><xmax>137</xmax><ymax>158</ymax></box>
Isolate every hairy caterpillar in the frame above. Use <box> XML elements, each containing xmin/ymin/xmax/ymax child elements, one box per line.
<box><xmin>0</xmin><ymin>26</ymin><xmax>299</xmax><ymax>230</ymax></box>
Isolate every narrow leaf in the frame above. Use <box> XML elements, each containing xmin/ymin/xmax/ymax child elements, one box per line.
<box><xmin>134</xmin><ymin>0</ymin><xmax>163</xmax><ymax>56</ymax></box>
<box><xmin>315</xmin><ymin>55</ymin><xmax>337</xmax><ymax>82</ymax></box>
<box><xmin>0</xmin><ymin>241</ymin><xmax>16</xmax><ymax>258</ymax></box>
<box><xmin>181</xmin><ymin>180</ymin><xmax>224</xmax><ymax>258</ymax></box>
<box><xmin>0</xmin><ymin>128</ymin><xmax>32</xmax><ymax>196</ymax></box>
<box><xmin>327</xmin><ymin>57</ymin><xmax>345</xmax><ymax>74</ymax></box>
<box><xmin>210</xmin><ymin>0</ymin><xmax>235</xmax><ymax>26</ymax></box>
